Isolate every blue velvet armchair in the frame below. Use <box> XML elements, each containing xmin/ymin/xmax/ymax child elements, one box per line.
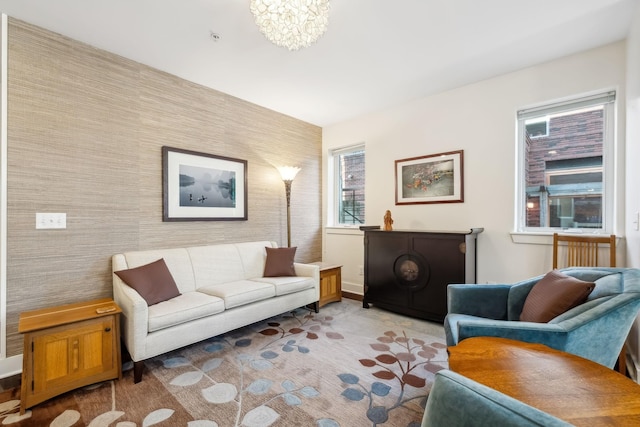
<box><xmin>444</xmin><ymin>267</ymin><xmax>640</xmax><ymax>369</ymax></box>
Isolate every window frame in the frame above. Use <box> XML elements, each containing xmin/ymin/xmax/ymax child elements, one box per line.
<box><xmin>515</xmin><ymin>91</ymin><xmax>616</xmax><ymax>235</ymax></box>
<box><xmin>329</xmin><ymin>143</ymin><xmax>365</xmax><ymax>227</ymax></box>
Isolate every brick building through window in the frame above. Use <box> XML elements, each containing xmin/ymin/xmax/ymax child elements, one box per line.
<box><xmin>524</xmin><ymin>107</ymin><xmax>604</xmax><ymax>229</ymax></box>
<box><xmin>331</xmin><ymin>145</ymin><xmax>365</xmax><ymax>225</ymax></box>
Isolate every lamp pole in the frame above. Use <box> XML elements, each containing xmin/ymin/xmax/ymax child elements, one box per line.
<box><xmin>278</xmin><ymin>166</ymin><xmax>301</xmax><ymax>248</ymax></box>
<box><xmin>284</xmin><ymin>179</ymin><xmax>293</xmax><ymax>248</ymax></box>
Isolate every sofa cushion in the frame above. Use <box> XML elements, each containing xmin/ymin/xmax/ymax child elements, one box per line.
<box><xmin>520</xmin><ymin>270</ymin><xmax>595</xmax><ymax>323</ymax></box>
<box><xmin>122</xmin><ymin>248</ymin><xmax>197</xmax><ymax>293</ymax></box>
<box><xmin>237</xmin><ymin>241</ymin><xmax>279</xmax><ymax>278</ymax></box>
<box><xmin>263</xmin><ymin>247</ymin><xmax>297</xmax><ymax>277</ymax></box>
<box><xmin>198</xmin><ymin>280</ymin><xmax>276</xmax><ymax>309</ymax></box>
<box><xmin>148</xmin><ymin>292</ymin><xmax>225</xmax><ymax>332</ymax></box>
<box><xmin>187</xmin><ymin>244</ymin><xmax>246</xmax><ymax>288</ymax></box>
<box><xmin>115</xmin><ymin>258</ymin><xmax>181</xmax><ymax>306</ymax></box>
<box><xmin>253</xmin><ymin>276</ymin><xmax>315</xmax><ymax>296</ymax></box>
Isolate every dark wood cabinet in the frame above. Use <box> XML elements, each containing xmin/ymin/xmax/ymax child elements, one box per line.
<box><xmin>363</xmin><ymin>228</ymin><xmax>482</xmax><ymax>322</ymax></box>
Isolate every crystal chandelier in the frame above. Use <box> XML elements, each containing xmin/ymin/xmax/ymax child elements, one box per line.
<box><xmin>250</xmin><ymin>0</ymin><xmax>330</xmax><ymax>51</ymax></box>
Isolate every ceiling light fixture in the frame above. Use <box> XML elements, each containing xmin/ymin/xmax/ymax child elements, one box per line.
<box><xmin>250</xmin><ymin>0</ymin><xmax>330</xmax><ymax>51</ymax></box>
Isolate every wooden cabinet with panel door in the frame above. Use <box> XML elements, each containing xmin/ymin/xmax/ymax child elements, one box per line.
<box><xmin>19</xmin><ymin>298</ymin><xmax>122</xmax><ymax>414</ymax></box>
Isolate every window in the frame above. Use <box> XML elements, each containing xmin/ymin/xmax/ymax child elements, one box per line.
<box><xmin>330</xmin><ymin>144</ymin><xmax>365</xmax><ymax>225</ymax></box>
<box><xmin>516</xmin><ymin>91</ymin><xmax>615</xmax><ymax>233</ymax></box>
<box><xmin>525</xmin><ymin>118</ymin><xmax>549</xmax><ymax>138</ymax></box>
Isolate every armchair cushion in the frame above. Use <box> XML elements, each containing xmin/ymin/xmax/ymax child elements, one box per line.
<box><xmin>520</xmin><ymin>270</ymin><xmax>595</xmax><ymax>323</ymax></box>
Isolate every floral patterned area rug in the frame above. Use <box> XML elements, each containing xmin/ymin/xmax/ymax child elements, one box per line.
<box><xmin>0</xmin><ymin>299</ymin><xmax>448</xmax><ymax>427</ymax></box>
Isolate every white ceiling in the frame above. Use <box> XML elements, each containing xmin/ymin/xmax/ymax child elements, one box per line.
<box><xmin>0</xmin><ymin>0</ymin><xmax>637</xmax><ymax>127</ymax></box>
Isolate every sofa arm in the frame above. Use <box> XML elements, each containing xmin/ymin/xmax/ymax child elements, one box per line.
<box><xmin>448</xmin><ymin>284</ymin><xmax>512</xmax><ymax>320</ymax></box>
<box><xmin>294</xmin><ymin>262</ymin><xmax>320</xmax><ymax>282</ymax></box>
<box><xmin>112</xmin><ymin>254</ymin><xmax>150</xmax><ymax>362</ymax></box>
<box><xmin>294</xmin><ymin>263</ymin><xmax>320</xmax><ymax>301</ymax></box>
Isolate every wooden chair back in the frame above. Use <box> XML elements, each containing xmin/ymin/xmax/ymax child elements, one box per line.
<box><xmin>551</xmin><ymin>233</ymin><xmax>623</xmax><ymax>375</ymax></box>
<box><xmin>552</xmin><ymin>233</ymin><xmax>616</xmax><ymax>269</ymax></box>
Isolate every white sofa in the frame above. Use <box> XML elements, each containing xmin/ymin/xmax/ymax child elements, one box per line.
<box><xmin>112</xmin><ymin>241</ymin><xmax>320</xmax><ymax>382</ymax></box>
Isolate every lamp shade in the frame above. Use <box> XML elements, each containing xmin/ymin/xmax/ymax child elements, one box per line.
<box><xmin>278</xmin><ymin>166</ymin><xmax>301</xmax><ymax>181</ymax></box>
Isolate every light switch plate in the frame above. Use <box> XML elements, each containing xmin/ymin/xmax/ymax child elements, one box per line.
<box><xmin>36</xmin><ymin>213</ymin><xmax>66</xmax><ymax>229</ymax></box>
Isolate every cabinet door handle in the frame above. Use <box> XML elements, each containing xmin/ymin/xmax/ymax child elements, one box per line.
<box><xmin>104</xmin><ymin>327</ymin><xmax>111</xmax><ymax>332</ymax></box>
<box><xmin>72</xmin><ymin>339</ymin><xmax>79</xmax><ymax>370</ymax></box>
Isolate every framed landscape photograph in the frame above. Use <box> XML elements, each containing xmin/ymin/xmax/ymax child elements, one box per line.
<box><xmin>163</xmin><ymin>146</ymin><xmax>247</xmax><ymax>221</ymax></box>
<box><xmin>395</xmin><ymin>150</ymin><xmax>464</xmax><ymax>205</ymax></box>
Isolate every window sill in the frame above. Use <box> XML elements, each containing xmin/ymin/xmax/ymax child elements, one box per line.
<box><xmin>510</xmin><ymin>231</ymin><xmax>620</xmax><ymax>245</ymax></box>
<box><xmin>510</xmin><ymin>232</ymin><xmax>552</xmax><ymax>245</ymax></box>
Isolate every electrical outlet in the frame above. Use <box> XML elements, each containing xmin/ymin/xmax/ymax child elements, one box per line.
<box><xmin>358</xmin><ymin>265</ymin><xmax>364</xmax><ymax>275</ymax></box>
<box><xmin>36</xmin><ymin>213</ymin><xmax>66</xmax><ymax>229</ymax></box>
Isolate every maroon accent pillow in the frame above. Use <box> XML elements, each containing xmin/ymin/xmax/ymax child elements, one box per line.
<box><xmin>115</xmin><ymin>258</ymin><xmax>181</xmax><ymax>306</ymax></box>
<box><xmin>263</xmin><ymin>247</ymin><xmax>297</xmax><ymax>277</ymax></box>
<box><xmin>520</xmin><ymin>270</ymin><xmax>595</xmax><ymax>323</ymax></box>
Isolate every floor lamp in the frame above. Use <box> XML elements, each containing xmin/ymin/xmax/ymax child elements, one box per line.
<box><xmin>278</xmin><ymin>166</ymin><xmax>301</xmax><ymax>247</ymax></box>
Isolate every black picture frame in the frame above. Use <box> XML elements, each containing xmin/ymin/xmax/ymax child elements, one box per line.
<box><xmin>162</xmin><ymin>146</ymin><xmax>248</xmax><ymax>221</ymax></box>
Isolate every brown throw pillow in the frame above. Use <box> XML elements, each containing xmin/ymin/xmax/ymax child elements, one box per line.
<box><xmin>263</xmin><ymin>247</ymin><xmax>297</xmax><ymax>277</ymax></box>
<box><xmin>114</xmin><ymin>258</ymin><xmax>181</xmax><ymax>306</ymax></box>
<box><xmin>520</xmin><ymin>270</ymin><xmax>595</xmax><ymax>323</ymax></box>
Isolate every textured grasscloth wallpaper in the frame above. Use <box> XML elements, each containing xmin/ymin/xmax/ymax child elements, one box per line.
<box><xmin>4</xmin><ymin>18</ymin><xmax>322</xmax><ymax>356</ymax></box>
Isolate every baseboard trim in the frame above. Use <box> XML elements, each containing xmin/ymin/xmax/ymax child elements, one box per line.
<box><xmin>342</xmin><ymin>291</ymin><xmax>363</xmax><ymax>301</ymax></box>
<box><xmin>0</xmin><ymin>354</ymin><xmax>21</xmax><ymax>379</ymax></box>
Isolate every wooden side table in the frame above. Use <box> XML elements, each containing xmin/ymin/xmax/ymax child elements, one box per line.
<box><xmin>311</xmin><ymin>262</ymin><xmax>342</xmax><ymax>307</ymax></box>
<box><xmin>448</xmin><ymin>336</ymin><xmax>640</xmax><ymax>426</ymax></box>
<box><xmin>18</xmin><ymin>298</ymin><xmax>122</xmax><ymax>414</ymax></box>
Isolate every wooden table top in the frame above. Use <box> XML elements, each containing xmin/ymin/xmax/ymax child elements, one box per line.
<box><xmin>310</xmin><ymin>261</ymin><xmax>342</xmax><ymax>271</ymax></box>
<box><xmin>18</xmin><ymin>298</ymin><xmax>121</xmax><ymax>333</ymax></box>
<box><xmin>448</xmin><ymin>337</ymin><xmax>640</xmax><ymax>426</ymax></box>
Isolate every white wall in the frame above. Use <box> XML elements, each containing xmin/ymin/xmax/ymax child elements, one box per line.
<box><xmin>625</xmin><ymin>4</ymin><xmax>640</xmax><ymax>380</ymax></box>
<box><xmin>323</xmin><ymin>41</ymin><xmax>627</xmax><ymax>294</ymax></box>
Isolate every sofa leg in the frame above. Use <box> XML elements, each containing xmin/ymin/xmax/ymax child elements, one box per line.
<box><xmin>133</xmin><ymin>361</ymin><xmax>144</xmax><ymax>383</ymax></box>
<box><xmin>305</xmin><ymin>302</ymin><xmax>320</xmax><ymax>313</ymax></box>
